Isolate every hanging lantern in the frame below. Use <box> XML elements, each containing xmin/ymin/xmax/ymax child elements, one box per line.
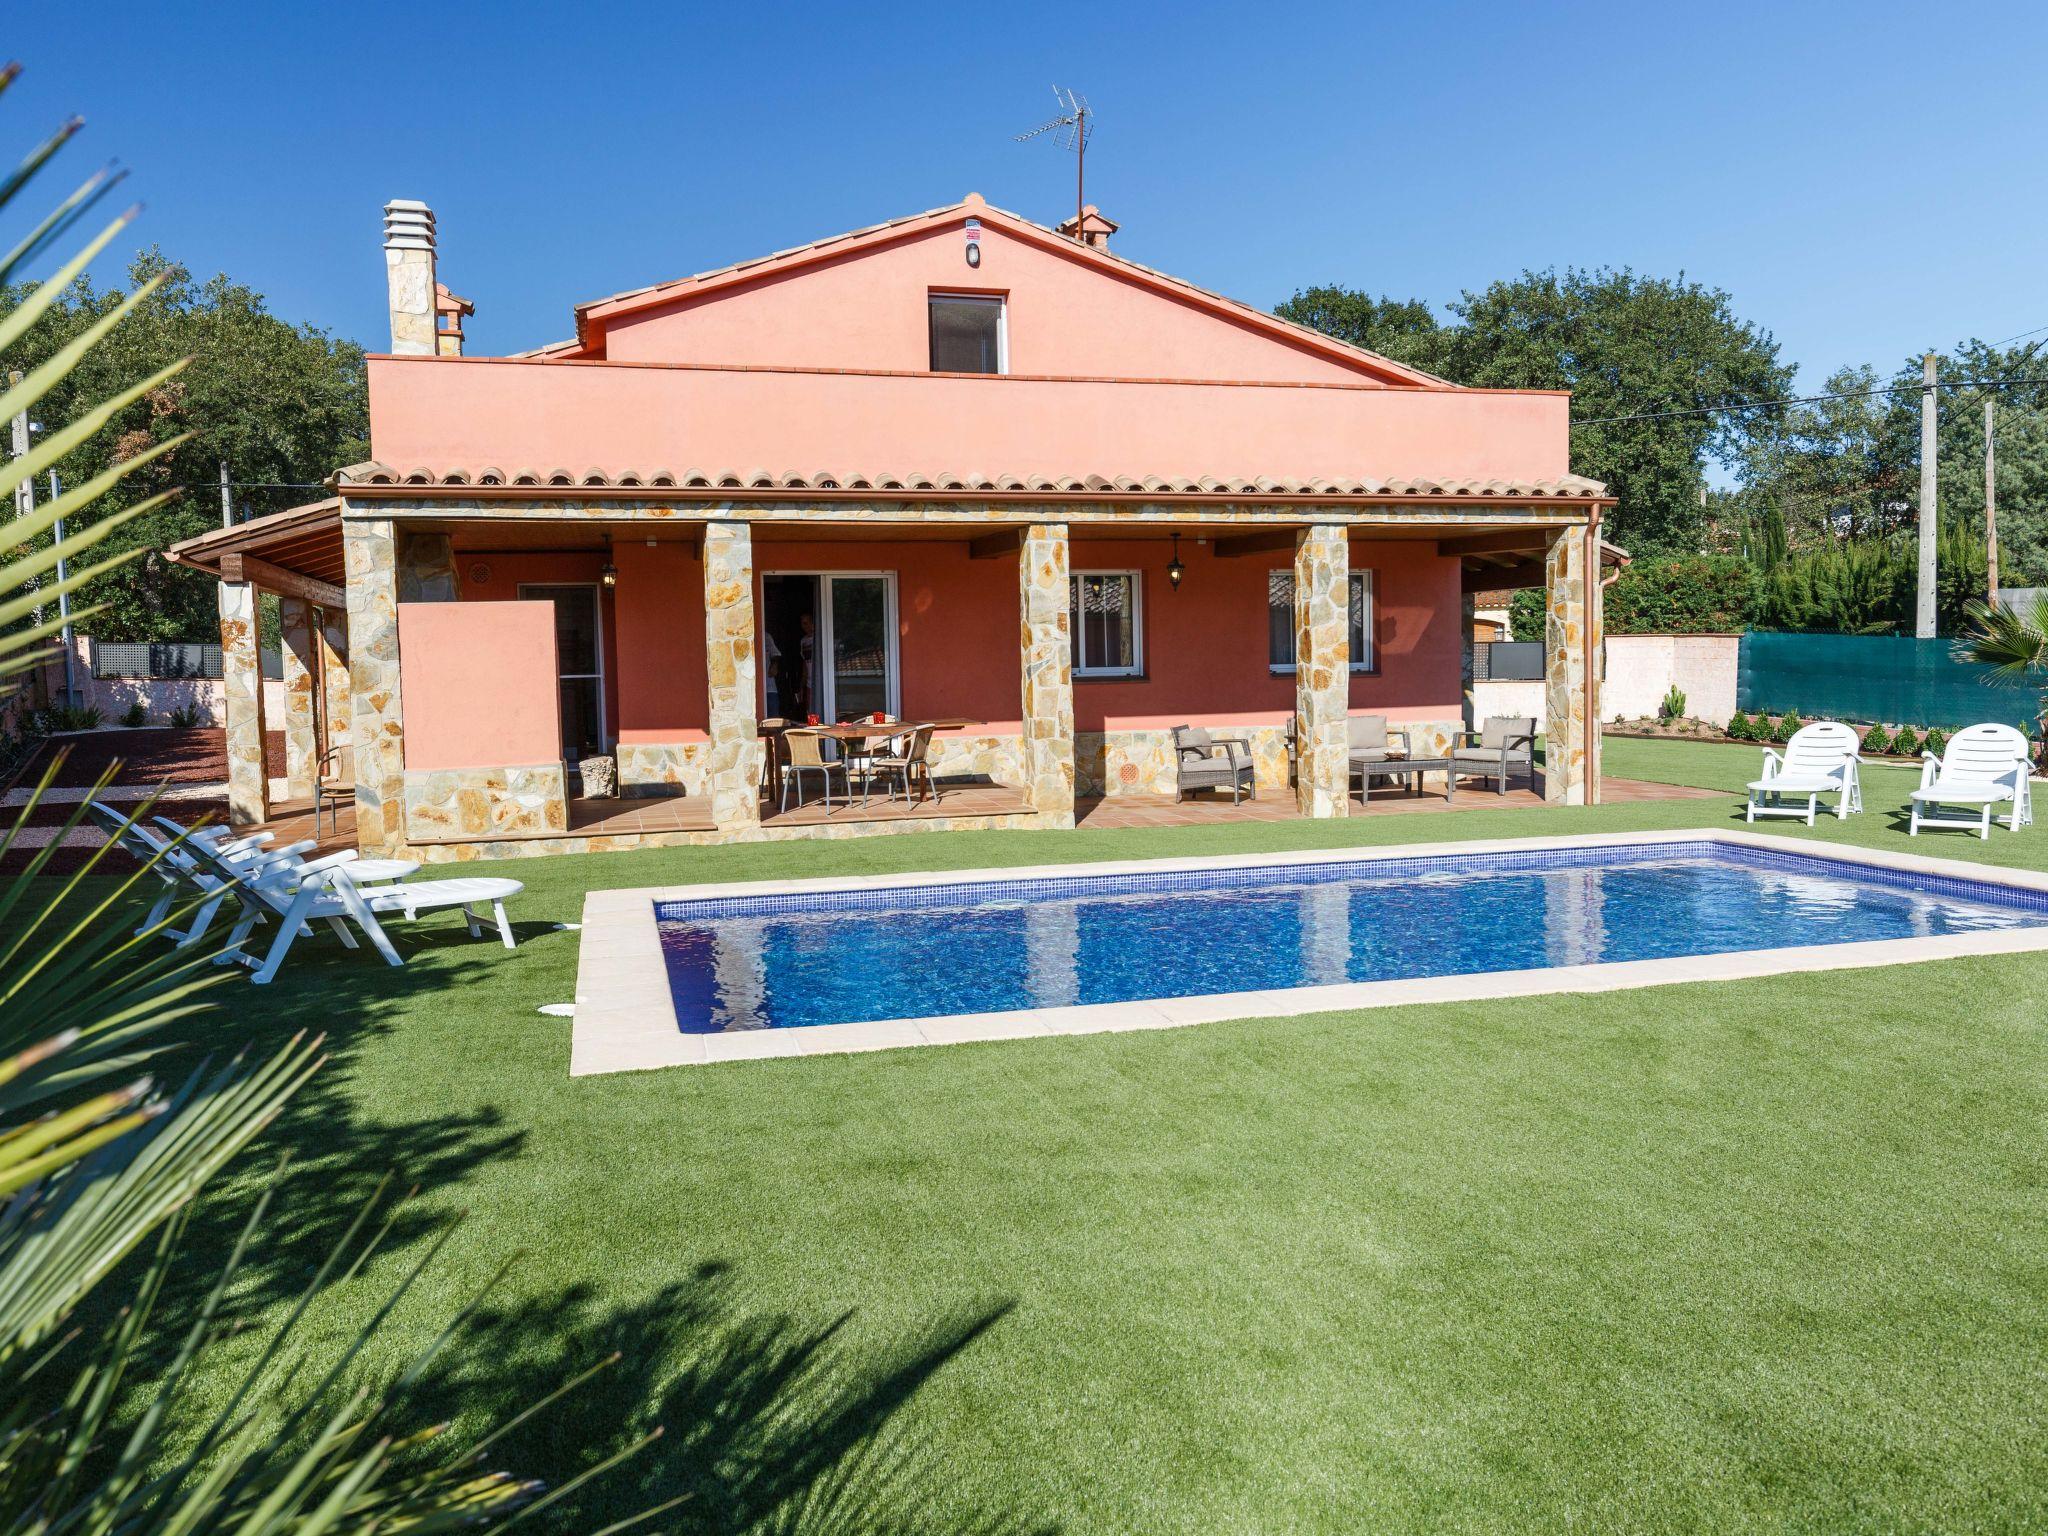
<box><xmin>1166</xmin><ymin>531</ymin><xmax>1186</xmax><ymax>591</ymax></box>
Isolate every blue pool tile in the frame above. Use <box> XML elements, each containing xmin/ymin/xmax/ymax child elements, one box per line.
<box><xmin>655</xmin><ymin>843</ymin><xmax>2048</xmax><ymax>1034</ymax></box>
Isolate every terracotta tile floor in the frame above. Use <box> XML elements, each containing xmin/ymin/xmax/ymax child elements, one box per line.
<box><xmin>255</xmin><ymin>797</ymin><xmax>359</xmax><ymax>857</ymax></box>
<box><xmin>249</xmin><ymin>774</ymin><xmax>1718</xmax><ymax>855</ymax></box>
<box><xmin>1076</xmin><ymin>774</ymin><xmax>1717</xmax><ymax>829</ymax></box>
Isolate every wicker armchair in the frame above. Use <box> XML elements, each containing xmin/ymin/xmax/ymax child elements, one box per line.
<box><xmin>1450</xmin><ymin>716</ymin><xmax>1537</xmax><ymax>794</ymax></box>
<box><xmin>1173</xmin><ymin>725</ymin><xmax>1257</xmax><ymax>805</ymax></box>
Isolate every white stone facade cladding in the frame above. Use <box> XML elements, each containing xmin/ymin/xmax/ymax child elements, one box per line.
<box><xmin>218</xmin><ymin>581</ymin><xmax>267</xmax><ymax>827</ymax></box>
<box><xmin>1018</xmin><ymin>524</ymin><xmax>1076</xmax><ymax>827</ymax></box>
<box><xmin>1292</xmin><ymin>526</ymin><xmax>1350</xmax><ymax>818</ymax></box>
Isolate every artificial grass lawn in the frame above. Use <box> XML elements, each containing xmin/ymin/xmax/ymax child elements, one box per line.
<box><xmin>159</xmin><ymin>737</ymin><xmax>2048</xmax><ymax>1532</ymax></box>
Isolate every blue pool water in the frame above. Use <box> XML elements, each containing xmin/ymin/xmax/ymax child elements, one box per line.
<box><xmin>656</xmin><ymin>842</ymin><xmax>2048</xmax><ymax>1033</ymax></box>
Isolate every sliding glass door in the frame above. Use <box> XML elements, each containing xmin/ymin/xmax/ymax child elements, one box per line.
<box><xmin>828</xmin><ymin>576</ymin><xmax>891</xmax><ymax>719</ymax></box>
<box><xmin>759</xmin><ymin>572</ymin><xmax>897</xmax><ymax>721</ymax></box>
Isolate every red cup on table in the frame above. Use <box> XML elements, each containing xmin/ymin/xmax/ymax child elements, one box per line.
<box><xmin>872</xmin><ymin>711</ymin><xmax>886</xmax><ymax>724</ymax></box>
<box><xmin>806</xmin><ymin>713</ymin><xmax>820</xmax><ymax>725</ymax></box>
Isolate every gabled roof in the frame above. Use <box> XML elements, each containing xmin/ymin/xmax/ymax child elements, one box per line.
<box><xmin>565</xmin><ymin>194</ymin><xmax>1450</xmax><ymax>388</ymax></box>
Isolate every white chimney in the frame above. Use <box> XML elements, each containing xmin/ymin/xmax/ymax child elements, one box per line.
<box><xmin>382</xmin><ymin>199</ymin><xmax>437</xmax><ymax>355</ymax></box>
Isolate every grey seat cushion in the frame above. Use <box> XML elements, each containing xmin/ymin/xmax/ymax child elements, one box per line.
<box><xmin>1479</xmin><ymin>716</ymin><xmax>1535</xmax><ymax>751</ymax></box>
<box><xmin>1345</xmin><ymin>715</ymin><xmax>1389</xmax><ymax>752</ymax></box>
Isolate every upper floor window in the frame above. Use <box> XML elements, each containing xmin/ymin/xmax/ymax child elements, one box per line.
<box><xmin>1267</xmin><ymin>569</ymin><xmax>1375</xmax><ymax>672</ymax></box>
<box><xmin>1070</xmin><ymin>571</ymin><xmax>1142</xmax><ymax>677</ymax></box>
<box><xmin>929</xmin><ymin>293</ymin><xmax>1006</xmax><ymax>374</ymax></box>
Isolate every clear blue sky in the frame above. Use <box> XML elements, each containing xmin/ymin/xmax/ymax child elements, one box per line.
<box><xmin>12</xmin><ymin>0</ymin><xmax>2048</xmax><ymax>391</ymax></box>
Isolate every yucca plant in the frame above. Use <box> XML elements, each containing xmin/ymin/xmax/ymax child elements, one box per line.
<box><xmin>1956</xmin><ymin>594</ymin><xmax>2048</xmax><ymax>767</ymax></box>
<box><xmin>0</xmin><ymin>64</ymin><xmax>668</xmax><ymax>1534</ymax></box>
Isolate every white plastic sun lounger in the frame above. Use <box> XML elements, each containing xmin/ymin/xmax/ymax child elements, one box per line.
<box><xmin>1908</xmin><ymin>723</ymin><xmax>2035</xmax><ymax>839</ymax></box>
<box><xmin>191</xmin><ymin>839</ymin><xmax>524</xmax><ymax>985</ymax></box>
<box><xmin>86</xmin><ymin>801</ymin><xmax>311</xmax><ymax>947</ymax></box>
<box><xmin>1745</xmin><ymin>721</ymin><xmax>1863</xmax><ymax>825</ymax></box>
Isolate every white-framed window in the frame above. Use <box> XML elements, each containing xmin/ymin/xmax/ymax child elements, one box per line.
<box><xmin>1267</xmin><ymin>569</ymin><xmax>1374</xmax><ymax>672</ymax></box>
<box><xmin>1070</xmin><ymin>570</ymin><xmax>1142</xmax><ymax>677</ymax></box>
<box><xmin>928</xmin><ymin>293</ymin><xmax>1006</xmax><ymax>374</ymax></box>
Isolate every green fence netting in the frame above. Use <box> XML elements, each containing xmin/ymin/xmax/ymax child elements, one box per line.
<box><xmin>1737</xmin><ymin>631</ymin><xmax>2043</xmax><ymax>731</ymax></box>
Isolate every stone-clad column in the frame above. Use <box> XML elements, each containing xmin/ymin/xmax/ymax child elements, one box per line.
<box><xmin>279</xmin><ymin>597</ymin><xmax>318</xmax><ymax>802</ymax></box>
<box><xmin>396</xmin><ymin>533</ymin><xmax>459</xmax><ymax>602</ymax></box>
<box><xmin>702</xmin><ymin>522</ymin><xmax>762</xmax><ymax>831</ymax></box>
<box><xmin>1018</xmin><ymin>523</ymin><xmax>1075</xmax><ymax>828</ymax></box>
<box><xmin>1293</xmin><ymin>525</ymin><xmax>1350</xmax><ymax>818</ymax></box>
<box><xmin>1543</xmin><ymin>524</ymin><xmax>1592</xmax><ymax>805</ymax></box>
<box><xmin>345</xmin><ymin>518</ymin><xmax>406</xmax><ymax>854</ymax></box>
<box><xmin>318</xmin><ymin>607</ymin><xmax>353</xmax><ymax>780</ymax></box>
<box><xmin>218</xmin><ymin>581</ymin><xmax>268</xmax><ymax>827</ymax></box>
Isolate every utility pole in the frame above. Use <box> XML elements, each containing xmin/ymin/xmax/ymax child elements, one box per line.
<box><xmin>7</xmin><ymin>371</ymin><xmax>30</xmax><ymax>521</ymax></box>
<box><xmin>1985</xmin><ymin>398</ymin><xmax>1999</xmax><ymax>602</ymax></box>
<box><xmin>1915</xmin><ymin>352</ymin><xmax>1938</xmax><ymax>638</ymax></box>
<box><xmin>218</xmin><ymin>459</ymin><xmax>233</xmax><ymax>528</ymax></box>
<box><xmin>47</xmin><ymin>469</ymin><xmax>74</xmax><ymax>707</ymax></box>
<box><xmin>9</xmin><ymin>369</ymin><xmax>43</xmax><ymax>630</ymax></box>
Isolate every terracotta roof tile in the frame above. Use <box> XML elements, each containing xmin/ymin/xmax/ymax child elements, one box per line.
<box><xmin>333</xmin><ymin>461</ymin><xmax>1608</xmax><ymax>502</ymax></box>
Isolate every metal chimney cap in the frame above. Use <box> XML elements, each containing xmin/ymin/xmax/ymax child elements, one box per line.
<box><xmin>383</xmin><ymin>200</ymin><xmax>436</xmax><ymax>252</ymax></box>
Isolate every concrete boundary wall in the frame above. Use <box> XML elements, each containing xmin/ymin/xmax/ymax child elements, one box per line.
<box><xmin>1472</xmin><ymin>632</ymin><xmax>1740</xmax><ymax>732</ymax></box>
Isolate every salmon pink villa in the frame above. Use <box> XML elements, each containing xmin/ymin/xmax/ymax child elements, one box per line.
<box><xmin>170</xmin><ymin>194</ymin><xmax>1615</xmax><ymax>861</ymax></box>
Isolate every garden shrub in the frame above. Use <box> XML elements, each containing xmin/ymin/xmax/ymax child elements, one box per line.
<box><xmin>1773</xmin><ymin>712</ymin><xmax>1801</xmax><ymax>743</ymax></box>
<box><xmin>1507</xmin><ymin>588</ymin><xmax>1545</xmax><ymax>643</ymax></box>
<box><xmin>1725</xmin><ymin>710</ymin><xmax>1753</xmax><ymax>741</ymax></box>
<box><xmin>1858</xmin><ymin>723</ymin><xmax>1891</xmax><ymax>757</ymax></box>
<box><xmin>1892</xmin><ymin>725</ymin><xmax>1921</xmax><ymax>756</ymax></box>
<box><xmin>1604</xmin><ymin>555</ymin><xmax>1759</xmax><ymax>634</ymax></box>
<box><xmin>1922</xmin><ymin>726</ymin><xmax>1949</xmax><ymax>759</ymax></box>
<box><xmin>119</xmin><ymin>700</ymin><xmax>147</xmax><ymax>728</ymax></box>
<box><xmin>168</xmin><ymin>702</ymin><xmax>202</xmax><ymax>729</ymax></box>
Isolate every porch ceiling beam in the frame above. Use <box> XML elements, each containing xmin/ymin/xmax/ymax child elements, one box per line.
<box><xmin>1437</xmin><ymin>529</ymin><xmax>1557</xmax><ymax>558</ymax></box>
<box><xmin>1464</xmin><ymin>558</ymin><xmax>1546</xmax><ymax>593</ymax></box>
<box><xmin>968</xmin><ymin>529</ymin><xmax>1025</xmax><ymax>560</ymax></box>
<box><xmin>219</xmin><ymin>553</ymin><xmax>346</xmax><ymax>609</ymax></box>
<box><xmin>1209</xmin><ymin>529</ymin><xmax>1302</xmax><ymax>559</ymax></box>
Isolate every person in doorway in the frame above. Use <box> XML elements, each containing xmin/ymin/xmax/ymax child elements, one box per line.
<box><xmin>796</xmin><ymin>611</ymin><xmax>817</xmax><ymax>719</ymax></box>
<box><xmin>763</xmin><ymin>627</ymin><xmax>783</xmax><ymax>718</ymax></box>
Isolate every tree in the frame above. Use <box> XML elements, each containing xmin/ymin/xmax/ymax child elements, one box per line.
<box><xmin>1272</xmin><ymin>288</ymin><xmax>1450</xmax><ymax>376</ymax></box>
<box><xmin>0</xmin><ymin>246</ymin><xmax>366</xmax><ymax>640</ymax></box>
<box><xmin>1277</xmin><ymin>269</ymin><xmax>1795</xmax><ymax>557</ymax></box>
<box><xmin>1738</xmin><ymin>364</ymin><xmax>1913</xmax><ymax>544</ymax></box>
<box><xmin>1443</xmin><ymin>269</ymin><xmax>1793</xmax><ymax>556</ymax></box>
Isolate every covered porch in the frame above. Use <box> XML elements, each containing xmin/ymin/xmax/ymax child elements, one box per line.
<box><xmin>175</xmin><ymin>478</ymin><xmax>1616</xmax><ymax>863</ymax></box>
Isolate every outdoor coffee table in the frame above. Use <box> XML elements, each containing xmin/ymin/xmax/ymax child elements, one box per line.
<box><xmin>1354</xmin><ymin>756</ymin><xmax>1454</xmax><ymax>804</ymax></box>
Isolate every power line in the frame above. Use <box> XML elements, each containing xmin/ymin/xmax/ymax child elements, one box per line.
<box><xmin>1572</xmin><ymin>373</ymin><xmax>2048</xmax><ymax>429</ymax></box>
<box><xmin>1988</xmin><ymin>321</ymin><xmax>2048</xmax><ymax>350</ymax></box>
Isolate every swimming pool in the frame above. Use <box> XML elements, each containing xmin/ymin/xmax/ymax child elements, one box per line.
<box><xmin>652</xmin><ymin>838</ymin><xmax>2048</xmax><ymax>1036</ymax></box>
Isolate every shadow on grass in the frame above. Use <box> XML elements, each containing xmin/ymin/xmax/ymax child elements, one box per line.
<box><xmin>89</xmin><ymin>902</ymin><xmax>1052</xmax><ymax>1534</ymax></box>
<box><xmin>394</xmin><ymin>1265</ymin><xmax>1048</xmax><ymax>1535</ymax></box>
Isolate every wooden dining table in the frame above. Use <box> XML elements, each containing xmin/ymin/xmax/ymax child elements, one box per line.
<box><xmin>759</xmin><ymin>718</ymin><xmax>983</xmax><ymax>805</ymax></box>
<box><xmin>766</xmin><ymin>717</ymin><xmax>980</xmax><ymax>743</ymax></box>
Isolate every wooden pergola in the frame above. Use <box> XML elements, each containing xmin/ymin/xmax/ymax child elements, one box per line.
<box><xmin>166</xmin><ymin>499</ymin><xmax>349</xmax><ymax>826</ymax></box>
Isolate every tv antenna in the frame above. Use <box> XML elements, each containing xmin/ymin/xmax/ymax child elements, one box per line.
<box><xmin>1014</xmin><ymin>86</ymin><xmax>1093</xmax><ymax>234</ymax></box>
